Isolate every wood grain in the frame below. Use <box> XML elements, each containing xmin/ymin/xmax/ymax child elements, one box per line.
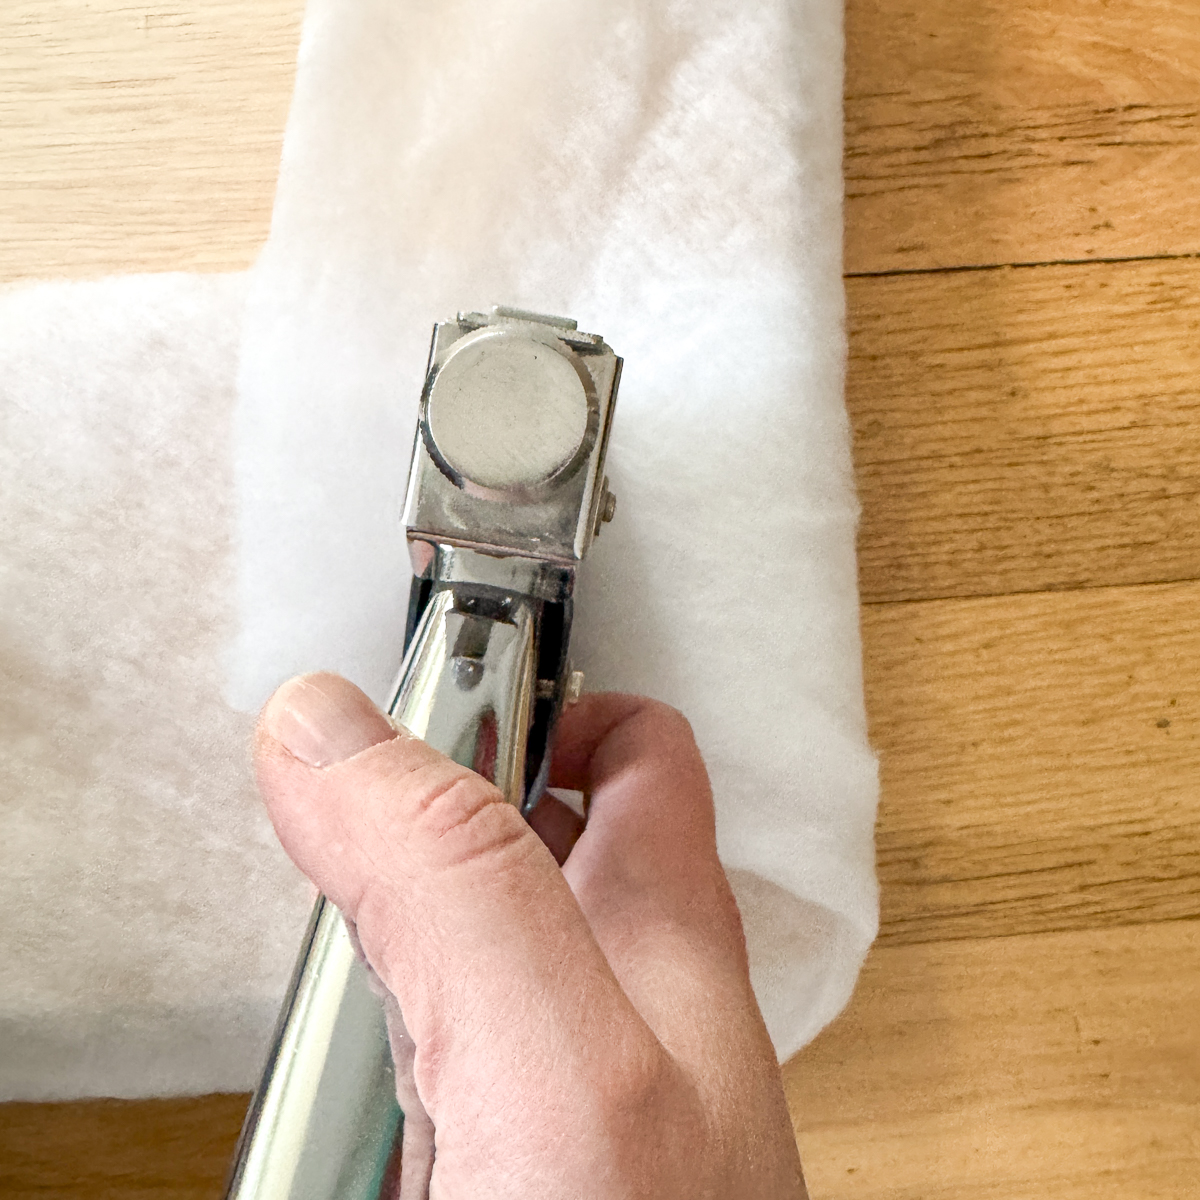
<box><xmin>0</xmin><ymin>0</ymin><xmax>302</xmax><ymax>283</ymax></box>
<box><xmin>7</xmin><ymin>922</ymin><xmax>1196</xmax><ymax>1200</ymax></box>
<box><xmin>846</xmin><ymin>0</ymin><xmax>1200</xmax><ymax>273</ymax></box>
<box><xmin>851</xmin><ymin>256</ymin><xmax>1200</xmax><ymax>604</ymax></box>
<box><xmin>4</xmin><ymin>0</ymin><xmax>1200</xmax><ymax>1197</ymax></box>
<box><xmin>0</xmin><ymin>1092</ymin><xmax>248</xmax><ymax>1200</ymax></box>
<box><xmin>14</xmin><ymin>7</ymin><xmax>1198</xmax><ymax>610</ymax></box>
<box><xmin>786</xmin><ymin>919</ymin><xmax>1200</xmax><ymax>1200</ymax></box>
<box><xmin>866</xmin><ymin>579</ymin><xmax>1200</xmax><ymax>945</ymax></box>
<box><xmin>9</xmin><ymin>1</ymin><xmax>1198</xmax><ymax>283</ymax></box>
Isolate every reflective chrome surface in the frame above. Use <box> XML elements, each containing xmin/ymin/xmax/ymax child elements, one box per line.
<box><xmin>390</xmin><ymin>585</ymin><xmax>535</xmax><ymax>805</ymax></box>
<box><xmin>404</xmin><ymin>307</ymin><xmax>621</xmax><ymax>561</ymax></box>
<box><xmin>411</xmin><ymin>542</ymin><xmax>574</xmax><ymax>603</ymax></box>
<box><xmin>222</xmin><ymin>902</ymin><xmax>401</xmax><ymax>1200</ymax></box>
<box><xmin>225</xmin><ymin>308</ymin><xmax>621</xmax><ymax>1200</ymax></box>
<box><xmin>424</xmin><ymin>327</ymin><xmax>595</xmax><ymax>496</ymax></box>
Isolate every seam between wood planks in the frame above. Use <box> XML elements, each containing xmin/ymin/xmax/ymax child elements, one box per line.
<box><xmin>860</xmin><ymin>572</ymin><xmax>1200</xmax><ymax>610</ymax></box>
<box><xmin>846</xmin><ymin>250</ymin><xmax>1200</xmax><ymax>280</ymax></box>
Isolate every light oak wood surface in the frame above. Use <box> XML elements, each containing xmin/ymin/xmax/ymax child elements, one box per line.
<box><xmin>852</xmin><ymin>258</ymin><xmax>1200</xmax><ymax>604</ymax></box>
<box><xmin>845</xmin><ymin>0</ymin><xmax>1200</xmax><ymax>272</ymax></box>
<box><xmin>2</xmin><ymin>0</ymin><xmax>1199</xmax><ymax>1197</ymax></box>
<box><xmin>0</xmin><ymin>0</ymin><xmax>300</xmax><ymax>283</ymax></box>
<box><xmin>869</xmin><ymin>579</ymin><xmax>1200</xmax><ymax>945</ymax></box>
<box><xmin>787</xmin><ymin>921</ymin><xmax>1200</xmax><ymax>1199</ymax></box>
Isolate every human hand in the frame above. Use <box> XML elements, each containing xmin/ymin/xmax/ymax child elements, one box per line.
<box><xmin>255</xmin><ymin>672</ymin><xmax>807</xmax><ymax>1199</ymax></box>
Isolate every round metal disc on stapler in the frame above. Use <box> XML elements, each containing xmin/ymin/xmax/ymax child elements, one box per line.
<box><xmin>424</xmin><ymin>329</ymin><xmax>592</xmax><ymax>495</ymax></box>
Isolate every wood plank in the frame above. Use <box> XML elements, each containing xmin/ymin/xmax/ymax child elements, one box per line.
<box><xmin>11</xmin><ymin>923</ymin><xmax>1193</xmax><ymax>1200</ymax></box>
<box><xmin>851</xmin><ymin>256</ymin><xmax>1200</xmax><ymax>605</ymax></box>
<box><xmin>2</xmin><ymin>7</ymin><xmax>1197</xmax><ymax>1200</ymax></box>
<box><xmin>846</xmin><ymin>0</ymin><xmax>1200</xmax><ymax>273</ymax></box>
<box><xmin>0</xmin><ymin>1092</ymin><xmax>248</xmax><ymax>1200</ymax></box>
<box><xmin>7</xmin><ymin>1</ymin><xmax>1198</xmax><ymax>282</ymax></box>
<box><xmin>785</xmin><ymin>920</ymin><xmax>1200</xmax><ymax>1200</ymax></box>
<box><xmin>866</xmin><ymin>579</ymin><xmax>1200</xmax><ymax>946</ymax></box>
<box><xmin>0</xmin><ymin>0</ymin><xmax>302</xmax><ymax>283</ymax></box>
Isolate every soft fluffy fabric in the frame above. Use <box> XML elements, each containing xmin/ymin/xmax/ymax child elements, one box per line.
<box><xmin>0</xmin><ymin>0</ymin><xmax>877</xmax><ymax>1100</ymax></box>
<box><xmin>0</xmin><ymin>275</ymin><xmax>313</xmax><ymax>1100</ymax></box>
<box><xmin>231</xmin><ymin>0</ymin><xmax>879</xmax><ymax>1061</ymax></box>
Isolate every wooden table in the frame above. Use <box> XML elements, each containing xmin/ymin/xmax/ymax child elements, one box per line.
<box><xmin>2</xmin><ymin>2</ymin><xmax>1198</xmax><ymax>1196</ymax></box>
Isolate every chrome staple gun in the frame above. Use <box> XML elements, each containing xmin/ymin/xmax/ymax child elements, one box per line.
<box><xmin>224</xmin><ymin>307</ymin><xmax>622</xmax><ymax>1200</ymax></box>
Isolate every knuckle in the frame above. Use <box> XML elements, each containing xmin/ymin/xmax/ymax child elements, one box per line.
<box><xmin>637</xmin><ymin>698</ymin><xmax>698</xmax><ymax>747</ymax></box>
<box><xmin>413</xmin><ymin>770</ymin><xmax>527</xmax><ymax>868</ymax></box>
<box><xmin>589</xmin><ymin>1036</ymin><xmax>698</xmax><ymax>1158</ymax></box>
<box><xmin>637</xmin><ymin>702</ymin><xmax>710</xmax><ymax>789</ymax></box>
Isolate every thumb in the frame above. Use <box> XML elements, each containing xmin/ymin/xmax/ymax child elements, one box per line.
<box><xmin>253</xmin><ymin>673</ymin><xmax>658</xmax><ymax>1121</ymax></box>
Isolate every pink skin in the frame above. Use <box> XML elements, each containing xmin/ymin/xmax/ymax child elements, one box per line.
<box><xmin>256</xmin><ymin>673</ymin><xmax>808</xmax><ymax>1199</ymax></box>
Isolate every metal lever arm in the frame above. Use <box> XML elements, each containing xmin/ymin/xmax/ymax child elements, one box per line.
<box><xmin>223</xmin><ymin>583</ymin><xmax>538</xmax><ymax>1200</ymax></box>
<box><xmin>224</xmin><ymin>306</ymin><xmax>619</xmax><ymax>1200</ymax></box>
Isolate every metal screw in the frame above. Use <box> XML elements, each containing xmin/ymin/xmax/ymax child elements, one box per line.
<box><xmin>565</xmin><ymin>669</ymin><xmax>585</xmax><ymax>705</ymax></box>
<box><xmin>450</xmin><ymin>657</ymin><xmax>484</xmax><ymax>690</ymax></box>
<box><xmin>594</xmin><ymin>479</ymin><xmax>617</xmax><ymax>535</ymax></box>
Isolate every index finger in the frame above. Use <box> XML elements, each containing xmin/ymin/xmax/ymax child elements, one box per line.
<box><xmin>550</xmin><ymin>692</ymin><xmax>721</xmax><ymax>886</ymax></box>
<box><xmin>548</xmin><ymin>694</ymin><xmax>760</xmax><ymax>1058</ymax></box>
